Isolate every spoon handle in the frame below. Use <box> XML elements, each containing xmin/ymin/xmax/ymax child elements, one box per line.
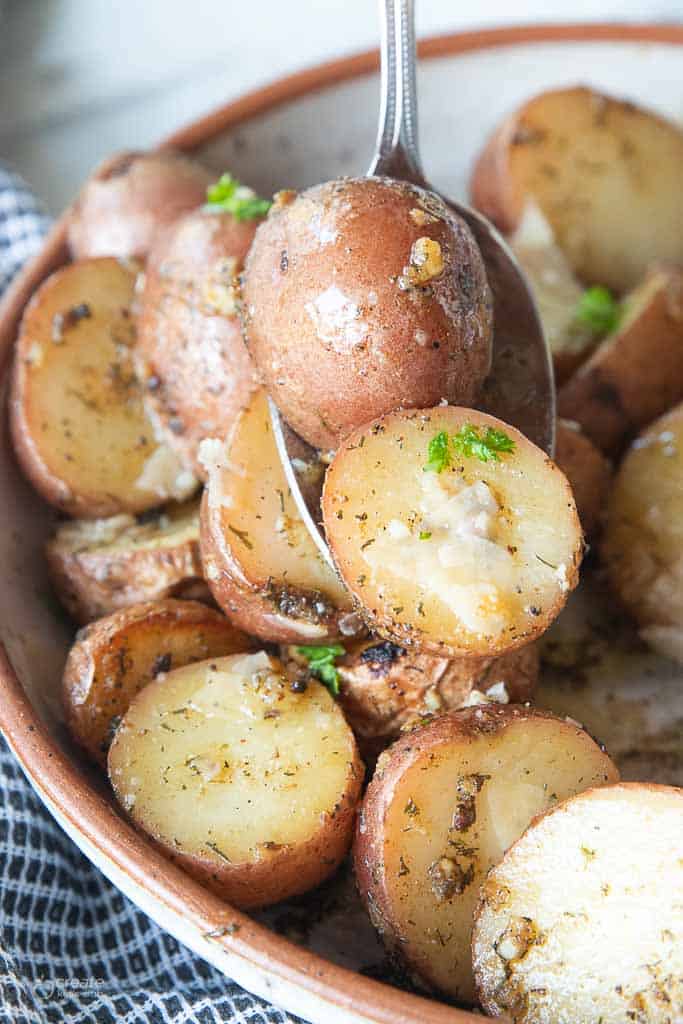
<box><xmin>369</xmin><ymin>0</ymin><xmax>425</xmax><ymax>182</ymax></box>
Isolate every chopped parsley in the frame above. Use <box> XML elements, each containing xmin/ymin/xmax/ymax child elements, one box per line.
<box><xmin>419</xmin><ymin>530</ymin><xmax>432</xmax><ymax>540</ymax></box>
<box><xmin>423</xmin><ymin>430</ymin><xmax>451</xmax><ymax>473</ymax></box>
<box><xmin>295</xmin><ymin>644</ymin><xmax>345</xmax><ymax>697</ymax></box>
<box><xmin>575</xmin><ymin>285</ymin><xmax>621</xmax><ymax>336</ymax></box>
<box><xmin>206</xmin><ymin>173</ymin><xmax>271</xmax><ymax>221</ymax></box>
<box><xmin>425</xmin><ymin>424</ymin><xmax>515</xmax><ymax>471</ymax></box>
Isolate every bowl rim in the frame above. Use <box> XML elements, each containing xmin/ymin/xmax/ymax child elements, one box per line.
<box><xmin>2</xmin><ymin>21</ymin><xmax>683</xmax><ymax>1024</ymax></box>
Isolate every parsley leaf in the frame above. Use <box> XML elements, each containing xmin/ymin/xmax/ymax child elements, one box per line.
<box><xmin>419</xmin><ymin>530</ymin><xmax>432</xmax><ymax>540</ymax></box>
<box><xmin>575</xmin><ymin>285</ymin><xmax>620</xmax><ymax>336</ymax></box>
<box><xmin>206</xmin><ymin>173</ymin><xmax>271</xmax><ymax>221</ymax></box>
<box><xmin>295</xmin><ymin>644</ymin><xmax>346</xmax><ymax>697</ymax></box>
<box><xmin>424</xmin><ymin>430</ymin><xmax>451</xmax><ymax>473</ymax></box>
<box><xmin>452</xmin><ymin>423</ymin><xmax>515</xmax><ymax>463</ymax></box>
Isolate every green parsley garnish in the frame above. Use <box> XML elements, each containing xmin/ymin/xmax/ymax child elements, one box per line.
<box><xmin>452</xmin><ymin>423</ymin><xmax>515</xmax><ymax>463</ymax></box>
<box><xmin>419</xmin><ymin>531</ymin><xmax>432</xmax><ymax>540</ymax></box>
<box><xmin>296</xmin><ymin>644</ymin><xmax>345</xmax><ymax>697</ymax></box>
<box><xmin>575</xmin><ymin>285</ymin><xmax>621</xmax><ymax>336</ymax></box>
<box><xmin>423</xmin><ymin>430</ymin><xmax>451</xmax><ymax>473</ymax></box>
<box><xmin>206</xmin><ymin>173</ymin><xmax>271</xmax><ymax>221</ymax></box>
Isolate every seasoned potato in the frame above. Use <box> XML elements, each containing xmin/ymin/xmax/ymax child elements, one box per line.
<box><xmin>9</xmin><ymin>257</ymin><xmax>197</xmax><ymax>518</ymax></box>
<box><xmin>602</xmin><ymin>403</ymin><xmax>683</xmax><ymax>664</ymax></box>
<box><xmin>322</xmin><ymin>406</ymin><xmax>582</xmax><ymax>658</ymax></box>
<box><xmin>63</xmin><ymin>599</ymin><xmax>251</xmax><ymax>766</ymax></box>
<box><xmin>46</xmin><ymin>499</ymin><xmax>206</xmax><ymax>624</ymax></box>
<box><xmin>241</xmin><ymin>177</ymin><xmax>493</xmax><ymax>449</ymax></box>
<box><xmin>558</xmin><ymin>265</ymin><xmax>683</xmax><ymax>454</ymax></box>
<box><xmin>471</xmin><ymin>86</ymin><xmax>683</xmax><ymax>293</ymax></box>
<box><xmin>199</xmin><ymin>389</ymin><xmax>358</xmax><ymax>644</ymax></box>
<box><xmin>472</xmin><ymin>783</ymin><xmax>683</xmax><ymax>1023</ymax></box>
<box><xmin>67</xmin><ymin>150</ymin><xmax>212</xmax><ymax>260</ymax></box>
<box><xmin>554</xmin><ymin>419</ymin><xmax>612</xmax><ymax>539</ymax></box>
<box><xmin>135</xmin><ymin>204</ymin><xmax>260</xmax><ymax>477</ymax></box>
<box><xmin>354</xmin><ymin>704</ymin><xmax>618</xmax><ymax>1004</ymax></box>
<box><xmin>108</xmin><ymin>651</ymin><xmax>363</xmax><ymax>908</ymax></box>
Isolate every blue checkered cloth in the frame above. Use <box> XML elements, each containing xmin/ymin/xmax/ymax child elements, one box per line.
<box><xmin>0</xmin><ymin>165</ymin><xmax>301</xmax><ymax>1024</ymax></box>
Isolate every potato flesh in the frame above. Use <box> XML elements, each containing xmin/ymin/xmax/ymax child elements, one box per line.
<box><xmin>54</xmin><ymin>499</ymin><xmax>200</xmax><ymax>556</ymax></box>
<box><xmin>603</xmin><ymin>404</ymin><xmax>683</xmax><ymax>662</ymax></box>
<box><xmin>11</xmin><ymin>258</ymin><xmax>196</xmax><ymax>515</ymax></box>
<box><xmin>370</xmin><ymin>712</ymin><xmax>617</xmax><ymax>1003</ymax></box>
<box><xmin>109</xmin><ymin>652</ymin><xmax>357</xmax><ymax>863</ymax></box>
<box><xmin>473</xmin><ymin>784</ymin><xmax>683</xmax><ymax>1023</ymax></box>
<box><xmin>323</xmin><ymin>408</ymin><xmax>581</xmax><ymax>656</ymax></box>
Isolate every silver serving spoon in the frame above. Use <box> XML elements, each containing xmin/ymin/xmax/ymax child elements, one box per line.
<box><xmin>270</xmin><ymin>0</ymin><xmax>555</xmax><ymax>568</ymax></box>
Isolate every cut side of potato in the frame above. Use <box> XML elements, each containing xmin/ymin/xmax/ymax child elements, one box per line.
<box><xmin>558</xmin><ymin>264</ymin><xmax>683</xmax><ymax>455</ymax></box>
<box><xmin>10</xmin><ymin>257</ymin><xmax>197</xmax><ymax>518</ymax></box>
<box><xmin>199</xmin><ymin>388</ymin><xmax>357</xmax><ymax>644</ymax></box>
<box><xmin>602</xmin><ymin>403</ymin><xmax>683</xmax><ymax>664</ymax></box>
<box><xmin>46</xmin><ymin>499</ymin><xmax>206</xmax><ymax>624</ymax></box>
<box><xmin>472</xmin><ymin>783</ymin><xmax>683</xmax><ymax>1023</ymax></box>
<box><xmin>471</xmin><ymin>86</ymin><xmax>683</xmax><ymax>293</ymax></box>
<box><xmin>354</xmin><ymin>704</ymin><xmax>618</xmax><ymax>1004</ymax></box>
<box><xmin>63</xmin><ymin>599</ymin><xmax>251</xmax><ymax>766</ymax></box>
<box><xmin>555</xmin><ymin>419</ymin><xmax>612</xmax><ymax>540</ymax></box>
<box><xmin>322</xmin><ymin>407</ymin><xmax>582</xmax><ymax>658</ymax></box>
<box><xmin>108</xmin><ymin>651</ymin><xmax>363</xmax><ymax>908</ymax></box>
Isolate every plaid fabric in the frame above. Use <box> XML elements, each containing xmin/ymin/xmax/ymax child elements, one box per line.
<box><xmin>0</xmin><ymin>165</ymin><xmax>301</xmax><ymax>1024</ymax></box>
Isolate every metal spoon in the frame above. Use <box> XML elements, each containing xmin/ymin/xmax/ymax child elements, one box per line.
<box><xmin>270</xmin><ymin>0</ymin><xmax>555</xmax><ymax>568</ymax></box>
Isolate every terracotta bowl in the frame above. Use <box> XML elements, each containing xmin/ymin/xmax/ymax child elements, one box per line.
<box><xmin>2</xmin><ymin>23</ymin><xmax>683</xmax><ymax>1024</ymax></box>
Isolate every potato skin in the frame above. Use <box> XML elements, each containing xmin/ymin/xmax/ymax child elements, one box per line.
<box><xmin>67</xmin><ymin>150</ymin><xmax>213</xmax><ymax>259</ymax></box>
<box><xmin>62</xmin><ymin>599</ymin><xmax>252</xmax><ymax>766</ymax></box>
<box><xmin>555</xmin><ymin>419</ymin><xmax>612</xmax><ymax>539</ymax></box>
<box><xmin>136</xmin><ymin>207</ymin><xmax>260</xmax><ymax>477</ymax></box>
<box><xmin>241</xmin><ymin>177</ymin><xmax>493</xmax><ymax>449</ymax></box>
<box><xmin>558</xmin><ymin>265</ymin><xmax>683</xmax><ymax>455</ymax></box>
<box><xmin>46</xmin><ymin>503</ymin><xmax>206</xmax><ymax>624</ymax></box>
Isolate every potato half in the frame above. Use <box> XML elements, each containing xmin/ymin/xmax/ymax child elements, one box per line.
<box><xmin>241</xmin><ymin>177</ymin><xmax>493</xmax><ymax>449</ymax></box>
<box><xmin>67</xmin><ymin>150</ymin><xmax>212</xmax><ymax>259</ymax></box>
<box><xmin>602</xmin><ymin>403</ymin><xmax>683</xmax><ymax>664</ymax></box>
<box><xmin>10</xmin><ymin>257</ymin><xmax>197</xmax><ymax>517</ymax></box>
<box><xmin>46</xmin><ymin>499</ymin><xmax>207</xmax><ymax>624</ymax></box>
<box><xmin>471</xmin><ymin>86</ymin><xmax>683</xmax><ymax>292</ymax></box>
<box><xmin>354</xmin><ymin>704</ymin><xmax>618</xmax><ymax>1004</ymax></box>
<box><xmin>554</xmin><ymin>419</ymin><xmax>612</xmax><ymax>540</ymax></box>
<box><xmin>63</xmin><ymin>599</ymin><xmax>251</xmax><ymax>766</ymax></box>
<box><xmin>199</xmin><ymin>389</ymin><xmax>357</xmax><ymax>643</ymax></box>
<box><xmin>472</xmin><ymin>783</ymin><xmax>683</xmax><ymax>1023</ymax></box>
<box><xmin>558</xmin><ymin>264</ymin><xmax>683</xmax><ymax>455</ymax></box>
<box><xmin>322</xmin><ymin>407</ymin><xmax>582</xmax><ymax>658</ymax></box>
<box><xmin>108</xmin><ymin>651</ymin><xmax>363</xmax><ymax>908</ymax></box>
<box><xmin>136</xmin><ymin>206</ymin><xmax>260</xmax><ymax>477</ymax></box>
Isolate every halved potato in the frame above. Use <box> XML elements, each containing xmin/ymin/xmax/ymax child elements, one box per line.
<box><xmin>602</xmin><ymin>403</ymin><xmax>683</xmax><ymax>664</ymax></box>
<box><xmin>63</xmin><ymin>599</ymin><xmax>251</xmax><ymax>766</ymax></box>
<box><xmin>108</xmin><ymin>651</ymin><xmax>363</xmax><ymax>908</ymax></box>
<box><xmin>199</xmin><ymin>388</ymin><xmax>358</xmax><ymax>644</ymax></box>
<box><xmin>354</xmin><ymin>704</ymin><xmax>618</xmax><ymax>1004</ymax></box>
<box><xmin>555</xmin><ymin>419</ymin><xmax>612</xmax><ymax>540</ymax></box>
<box><xmin>558</xmin><ymin>264</ymin><xmax>683</xmax><ymax>454</ymax></box>
<box><xmin>322</xmin><ymin>407</ymin><xmax>582</xmax><ymax>658</ymax></box>
<box><xmin>472</xmin><ymin>783</ymin><xmax>683</xmax><ymax>1023</ymax></box>
<box><xmin>67</xmin><ymin>149</ymin><xmax>213</xmax><ymax>259</ymax></box>
<box><xmin>46</xmin><ymin>499</ymin><xmax>207</xmax><ymax>624</ymax></box>
<box><xmin>471</xmin><ymin>86</ymin><xmax>683</xmax><ymax>293</ymax></box>
<box><xmin>10</xmin><ymin>257</ymin><xmax>197</xmax><ymax>517</ymax></box>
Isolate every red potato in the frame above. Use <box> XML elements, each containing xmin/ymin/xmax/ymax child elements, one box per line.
<box><xmin>322</xmin><ymin>406</ymin><xmax>582</xmax><ymax>659</ymax></box>
<box><xmin>354</xmin><ymin>704</ymin><xmax>618</xmax><ymax>1004</ymax></box>
<box><xmin>241</xmin><ymin>177</ymin><xmax>493</xmax><ymax>449</ymax></box>
<box><xmin>471</xmin><ymin>86</ymin><xmax>683</xmax><ymax>293</ymax></box>
<box><xmin>9</xmin><ymin>257</ymin><xmax>197</xmax><ymax>518</ymax></box>
<box><xmin>108</xmin><ymin>651</ymin><xmax>363</xmax><ymax>908</ymax></box>
<box><xmin>62</xmin><ymin>599</ymin><xmax>252</xmax><ymax>766</ymax></box>
<box><xmin>554</xmin><ymin>419</ymin><xmax>612</xmax><ymax>539</ymax></box>
<box><xmin>67</xmin><ymin>150</ymin><xmax>213</xmax><ymax>260</ymax></box>
<box><xmin>135</xmin><ymin>204</ymin><xmax>261</xmax><ymax>477</ymax></box>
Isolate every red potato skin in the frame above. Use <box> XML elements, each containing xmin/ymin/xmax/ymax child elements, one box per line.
<box><xmin>136</xmin><ymin>208</ymin><xmax>260</xmax><ymax>477</ymax></box>
<box><xmin>241</xmin><ymin>177</ymin><xmax>493</xmax><ymax>450</ymax></box>
<box><xmin>199</xmin><ymin>489</ymin><xmax>353</xmax><ymax>645</ymax></box>
<box><xmin>67</xmin><ymin>150</ymin><xmax>213</xmax><ymax>260</ymax></box>
<box><xmin>554</xmin><ymin>419</ymin><xmax>612</xmax><ymax>540</ymax></box>
<box><xmin>470</xmin><ymin>117</ymin><xmax>522</xmax><ymax>237</ymax></box>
